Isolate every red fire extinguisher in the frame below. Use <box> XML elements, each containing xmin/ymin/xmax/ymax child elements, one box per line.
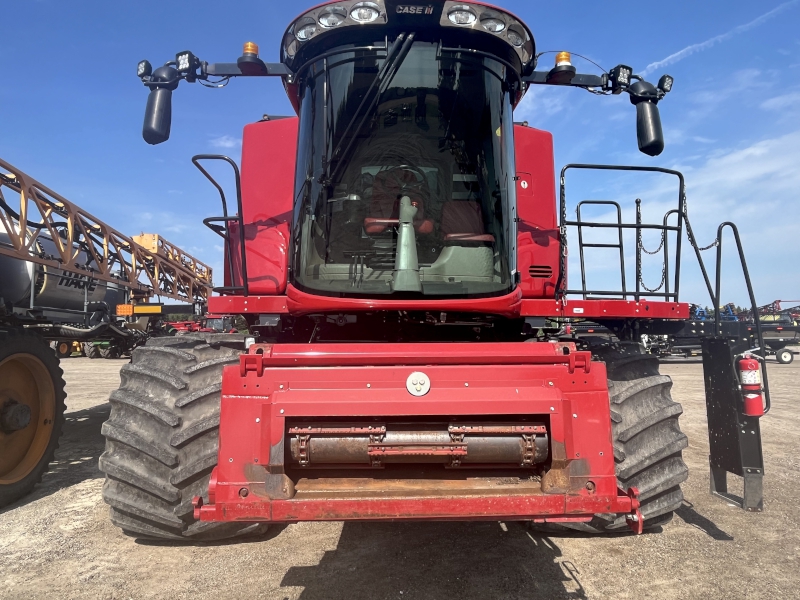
<box><xmin>739</xmin><ymin>356</ymin><xmax>764</xmax><ymax>417</ymax></box>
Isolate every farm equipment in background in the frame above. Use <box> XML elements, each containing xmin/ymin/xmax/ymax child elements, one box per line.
<box><xmin>98</xmin><ymin>0</ymin><xmax>770</xmax><ymax>541</ymax></box>
<box><xmin>166</xmin><ymin>314</ymin><xmax>238</xmax><ymax>334</ymax></box>
<box><xmin>739</xmin><ymin>300</ymin><xmax>800</xmax><ymax>364</ymax></box>
<box><xmin>0</xmin><ymin>158</ymin><xmax>212</xmax><ymax>507</ymax></box>
<box><xmin>644</xmin><ymin>300</ymin><xmax>799</xmax><ymax>363</ymax></box>
<box><xmin>643</xmin><ymin>303</ymin><xmax>741</xmax><ymax>358</ymax></box>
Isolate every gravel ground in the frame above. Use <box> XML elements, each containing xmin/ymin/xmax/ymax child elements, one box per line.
<box><xmin>1</xmin><ymin>353</ymin><xmax>799</xmax><ymax>599</ymax></box>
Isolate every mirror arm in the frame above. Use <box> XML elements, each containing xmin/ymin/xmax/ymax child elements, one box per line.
<box><xmin>204</xmin><ymin>62</ymin><xmax>293</xmax><ymax>78</ymax></box>
<box><xmin>523</xmin><ymin>71</ymin><xmax>607</xmax><ymax>89</ymax></box>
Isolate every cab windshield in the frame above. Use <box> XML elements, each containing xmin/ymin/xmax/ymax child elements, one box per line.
<box><xmin>292</xmin><ymin>41</ymin><xmax>517</xmax><ymax>297</ymax></box>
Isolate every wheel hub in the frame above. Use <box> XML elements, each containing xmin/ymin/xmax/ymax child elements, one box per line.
<box><xmin>1</xmin><ymin>400</ymin><xmax>32</xmax><ymax>433</ymax></box>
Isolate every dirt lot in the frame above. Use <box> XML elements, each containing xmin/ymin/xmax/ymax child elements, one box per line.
<box><xmin>1</xmin><ymin>354</ymin><xmax>799</xmax><ymax>599</ymax></box>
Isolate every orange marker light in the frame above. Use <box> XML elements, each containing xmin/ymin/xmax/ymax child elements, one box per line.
<box><xmin>243</xmin><ymin>41</ymin><xmax>259</xmax><ymax>56</ymax></box>
<box><xmin>555</xmin><ymin>51</ymin><xmax>572</xmax><ymax>67</ymax></box>
<box><xmin>116</xmin><ymin>304</ymin><xmax>134</xmax><ymax>316</ymax></box>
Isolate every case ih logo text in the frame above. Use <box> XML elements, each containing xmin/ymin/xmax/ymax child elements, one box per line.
<box><xmin>396</xmin><ymin>5</ymin><xmax>434</xmax><ymax>15</ymax></box>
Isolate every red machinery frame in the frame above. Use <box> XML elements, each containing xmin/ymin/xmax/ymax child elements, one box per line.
<box><xmin>194</xmin><ymin>342</ymin><xmax>642</xmax><ymax>531</ymax></box>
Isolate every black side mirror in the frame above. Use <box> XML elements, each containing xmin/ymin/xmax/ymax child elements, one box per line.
<box><xmin>142</xmin><ymin>66</ymin><xmax>179</xmax><ymax>145</ymax></box>
<box><xmin>629</xmin><ymin>80</ymin><xmax>664</xmax><ymax>157</ymax></box>
<box><xmin>635</xmin><ymin>101</ymin><xmax>664</xmax><ymax>157</ymax></box>
<box><xmin>143</xmin><ymin>88</ymin><xmax>172</xmax><ymax>145</ymax></box>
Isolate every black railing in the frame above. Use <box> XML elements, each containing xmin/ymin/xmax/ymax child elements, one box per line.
<box><xmin>558</xmin><ymin>164</ymin><xmax>685</xmax><ymax>302</ymax></box>
<box><xmin>192</xmin><ymin>155</ymin><xmax>249</xmax><ymax>296</ymax></box>
<box><xmin>557</xmin><ymin>162</ymin><xmax>770</xmax><ymax>411</ymax></box>
<box><xmin>712</xmin><ymin>222</ymin><xmax>771</xmax><ymax>414</ymax></box>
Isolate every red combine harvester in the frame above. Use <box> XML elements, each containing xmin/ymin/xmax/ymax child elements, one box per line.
<box><xmin>100</xmin><ymin>1</ymin><xmax>770</xmax><ymax>540</ymax></box>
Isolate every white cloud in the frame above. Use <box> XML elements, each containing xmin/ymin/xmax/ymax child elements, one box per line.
<box><xmin>515</xmin><ymin>86</ymin><xmax>567</xmax><ymax>122</ymax></box>
<box><xmin>667</xmin><ymin>130</ymin><xmax>800</xmax><ymax>303</ymax></box>
<box><xmin>640</xmin><ymin>0</ymin><xmax>799</xmax><ymax>76</ymax></box>
<box><xmin>760</xmin><ymin>91</ymin><xmax>800</xmax><ymax>110</ymax></box>
<box><xmin>209</xmin><ymin>135</ymin><xmax>242</xmax><ymax>149</ymax></box>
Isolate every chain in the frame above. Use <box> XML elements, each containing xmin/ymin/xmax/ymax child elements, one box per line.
<box><xmin>636</xmin><ymin>206</ymin><xmax>666</xmax><ymax>292</ymax></box>
<box><xmin>638</xmin><ymin>231</ymin><xmax>665</xmax><ymax>255</ymax></box>
<box><xmin>638</xmin><ymin>262</ymin><xmax>667</xmax><ymax>293</ymax></box>
<box><xmin>556</xmin><ymin>176</ymin><xmax>569</xmax><ymax>299</ymax></box>
<box><xmin>694</xmin><ymin>238</ymin><xmax>719</xmax><ymax>251</ymax></box>
<box><xmin>683</xmin><ymin>194</ymin><xmax>719</xmax><ymax>252</ymax></box>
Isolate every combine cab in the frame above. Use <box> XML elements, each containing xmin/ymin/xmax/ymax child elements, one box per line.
<box><xmin>100</xmin><ymin>1</ymin><xmax>770</xmax><ymax>540</ymax></box>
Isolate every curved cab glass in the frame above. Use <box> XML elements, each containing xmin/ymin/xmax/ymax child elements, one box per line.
<box><xmin>292</xmin><ymin>41</ymin><xmax>517</xmax><ymax>298</ymax></box>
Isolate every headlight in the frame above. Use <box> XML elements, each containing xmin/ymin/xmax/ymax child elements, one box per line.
<box><xmin>350</xmin><ymin>2</ymin><xmax>380</xmax><ymax>23</ymax></box>
<box><xmin>295</xmin><ymin>18</ymin><xmax>317</xmax><ymax>42</ymax></box>
<box><xmin>137</xmin><ymin>60</ymin><xmax>152</xmax><ymax>78</ymax></box>
<box><xmin>176</xmin><ymin>51</ymin><xmax>195</xmax><ymax>73</ymax></box>
<box><xmin>284</xmin><ymin>36</ymin><xmax>299</xmax><ymax>59</ymax></box>
<box><xmin>319</xmin><ymin>6</ymin><xmax>347</xmax><ymax>28</ymax></box>
<box><xmin>480</xmin><ymin>14</ymin><xmax>506</xmax><ymax>33</ymax></box>
<box><xmin>507</xmin><ymin>28</ymin><xmax>525</xmax><ymax>48</ymax></box>
<box><xmin>448</xmin><ymin>5</ymin><xmax>478</xmax><ymax>26</ymax></box>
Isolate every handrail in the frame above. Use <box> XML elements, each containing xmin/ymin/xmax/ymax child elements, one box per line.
<box><xmin>192</xmin><ymin>155</ymin><xmax>249</xmax><ymax>296</ymax></box>
<box><xmin>575</xmin><ymin>200</ymin><xmax>627</xmax><ymax>300</ymax></box>
<box><xmin>713</xmin><ymin>222</ymin><xmax>771</xmax><ymax>415</ymax></box>
<box><xmin>558</xmin><ymin>164</ymin><xmax>685</xmax><ymax>302</ymax></box>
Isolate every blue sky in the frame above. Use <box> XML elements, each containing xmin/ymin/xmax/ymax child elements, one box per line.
<box><xmin>2</xmin><ymin>0</ymin><xmax>799</xmax><ymax>307</ymax></box>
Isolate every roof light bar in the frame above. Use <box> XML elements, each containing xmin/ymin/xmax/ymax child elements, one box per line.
<box><xmin>440</xmin><ymin>1</ymin><xmax>534</xmax><ymax>67</ymax></box>
<box><xmin>282</xmin><ymin>0</ymin><xmax>388</xmax><ymax>65</ymax></box>
<box><xmin>280</xmin><ymin>1</ymin><xmax>534</xmax><ymax>71</ymax></box>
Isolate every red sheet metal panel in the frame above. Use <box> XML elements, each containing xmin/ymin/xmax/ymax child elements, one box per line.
<box><xmin>225</xmin><ymin>117</ymin><xmax>297</xmax><ymax>294</ymax></box>
<box><xmin>521</xmin><ymin>298</ymin><xmax>689</xmax><ymax>319</ymax></box>
<box><xmin>208</xmin><ymin>291</ymin><xmax>687</xmax><ymax>320</ymax></box>
<box><xmin>194</xmin><ymin>342</ymin><xmax>640</xmax><ymax>525</ymax></box>
<box><xmin>208</xmin><ymin>294</ymin><xmax>289</xmax><ymax>315</ymax></box>
<box><xmin>285</xmin><ymin>284</ymin><xmax>523</xmax><ymax>317</ymax></box>
<box><xmin>514</xmin><ymin>124</ymin><xmax>560</xmax><ymax>299</ymax></box>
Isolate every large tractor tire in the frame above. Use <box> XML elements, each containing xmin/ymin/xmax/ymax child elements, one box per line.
<box><xmin>561</xmin><ymin>343</ymin><xmax>689</xmax><ymax>533</ymax></box>
<box><xmin>0</xmin><ymin>329</ymin><xmax>66</xmax><ymax>508</ymax></box>
<box><xmin>98</xmin><ymin>345</ymin><xmax>120</xmax><ymax>359</ymax></box>
<box><xmin>84</xmin><ymin>342</ymin><xmax>101</xmax><ymax>359</ymax></box>
<box><xmin>99</xmin><ymin>333</ymin><xmax>268</xmax><ymax>541</ymax></box>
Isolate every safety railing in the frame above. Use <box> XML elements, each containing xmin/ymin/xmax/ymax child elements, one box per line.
<box><xmin>192</xmin><ymin>155</ymin><xmax>249</xmax><ymax>296</ymax></box>
<box><xmin>558</xmin><ymin>162</ymin><xmax>770</xmax><ymax>411</ymax></box>
<box><xmin>557</xmin><ymin>164</ymin><xmax>685</xmax><ymax>302</ymax></box>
